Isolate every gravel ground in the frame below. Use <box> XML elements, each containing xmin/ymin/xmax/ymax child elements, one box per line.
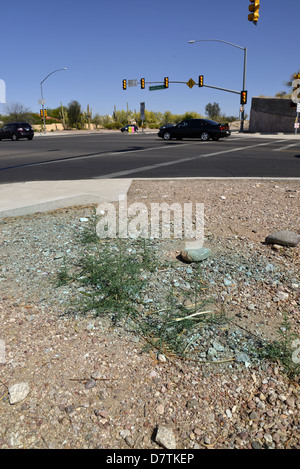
<box><xmin>0</xmin><ymin>179</ymin><xmax>299</xmax><ymax>450</ymax></box>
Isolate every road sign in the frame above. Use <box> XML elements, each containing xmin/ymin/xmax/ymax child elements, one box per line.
<box><xmin>0</xmin><ymin>79</ymin><xmax>6</xmax><ymax>103</ymax></box>
<box><xmin>149</xmin><ymin>85</ymin><xmax>165</xmax><ymax>91</ymax></box>
<box><xmin>187</xmin><ymin>78</ymin><xmax>196</xmax><ymax>89</ymax></box>
<box><xmin>128</xmin><ymin>79</ymin><xmax>138</xmax><ymax>87</ymax></box>
<box><xmin>297</xmin><ymin>103</ymin><xmax>300</xmax><ymax>113</ymax></box>
<box><xmin>140</xmin><ymin>102</ymin><xmax>145</xmax><ymax>121</ymax></box>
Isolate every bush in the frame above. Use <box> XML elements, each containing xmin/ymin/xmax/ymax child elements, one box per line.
<box><xmin>104</xmin><ymin>122</ymin><xmax>122</xmax><ymax>130</ymax></box>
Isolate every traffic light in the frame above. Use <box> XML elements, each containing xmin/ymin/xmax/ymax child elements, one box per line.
<box><xmin>240</xmin><ymin>90</ymin><xmax>247</xmax><ymax>105</ymax></box>
<box><xmin>248</xmin><ymin>0</ymin><xmax>260</xmax><ymax>24</ymax></box>
<box><xmin>199</xmin><ymin>75</ymin><xmax>204</xmax><ymax>87</ymax></box>
<box><xmin>122</xmin><ymin>79</ymin><xmax>127</xmax><ymax>90</ymax></box>
<box><xmin>141</xmin><ymin>78</ymin><xmax>145</xmax><ymax>89</ymax></box>
<box><xmin>164</xmin><ymin>77</ymin><xmax>169</xmax><ymax>88</ymax></box>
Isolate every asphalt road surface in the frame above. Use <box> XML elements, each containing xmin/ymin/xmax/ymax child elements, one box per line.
<box><xmin>0</xmin><ymin>132</ymin><xmax>299</xmax><ymax>183</ymax></box>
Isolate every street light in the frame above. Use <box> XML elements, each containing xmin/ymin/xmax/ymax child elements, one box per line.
<box><xmin>188</xmin><ymin>39</ymin><xmax>247</xmax><ymax>132</ymax></box>
<box><xmin>40</xmin><ymin>68</ymin><xmax>67</xmax><ymax>134</ymax></box>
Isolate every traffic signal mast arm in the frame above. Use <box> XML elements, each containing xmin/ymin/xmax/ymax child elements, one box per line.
<box><xmin>123</xmin><ymin>77</ymin><xmax>247</xmax><ymax>103</ymax></box>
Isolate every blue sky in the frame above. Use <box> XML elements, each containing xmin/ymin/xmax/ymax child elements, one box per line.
<box><xmin>0</xmin><ymin>0</ymin><xmax>299</xmax><ymax>119</ymax></box>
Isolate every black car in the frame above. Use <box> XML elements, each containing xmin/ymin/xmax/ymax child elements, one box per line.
<box><xmin>0</xmin><ymin>122</ymin><xmax>34</xmax><ymax>141</ymax></box>
<box><xmin>159</xmin><ymin>123</ymin><xmax>175</xmax><ymax>130</ymax></box>
<box><xmin>121</xmin><ymin>124</ymin><xmax>138</xmax><ymax>133</ymax></box>
<box><xmin>158</xmin><ymin>119</ymin><xmax>230</xmax><ymax>141</ymax></box>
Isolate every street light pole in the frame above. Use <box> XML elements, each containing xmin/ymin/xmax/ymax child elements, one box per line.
<box><xmin>188</xmin><ymin>39</ymin><xmax>247</xmax><ymax>132</ymax></box>
<box><xmin>40</xmin><ymin>68</ymin><xmax>67</xmax><ymax>134</ymax></box>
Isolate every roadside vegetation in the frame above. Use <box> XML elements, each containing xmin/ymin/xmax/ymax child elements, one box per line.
<box><xmin>56</xmin><ymin>211</ymin><xmax>299</xmax><ymax>379</ymax></box>
<box><xmin>0</xmin><ymin>100</ymin><xmax>239</xmax><ymax>131</ymax></box>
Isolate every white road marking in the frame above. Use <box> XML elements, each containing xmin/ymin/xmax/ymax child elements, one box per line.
<box><xmin>272</xmin><ymin>143</ymin><xmax>299</xmax><ymax>151</ymax></box>
<box><xmin>94</xmin><ymin>140</ymin><xmax>289</xmax><ymax>179</ymax></box>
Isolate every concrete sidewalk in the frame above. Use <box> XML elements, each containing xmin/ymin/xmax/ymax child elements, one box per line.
<box><xmin>0</xmin><ymin>179</ymin><xmax>132</xmax><ymax>218</ymax></box>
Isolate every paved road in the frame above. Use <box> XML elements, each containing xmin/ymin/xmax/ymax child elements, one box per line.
<box><xmin>0</xmin><ymin>132</ymin><xmax>299</xmax><ymax>183</ymax></box>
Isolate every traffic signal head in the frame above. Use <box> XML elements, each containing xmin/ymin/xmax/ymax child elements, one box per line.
<box><xmin>164</xmin><ymin>77</ymin><xmax>169</xmax><ymax>88</ymax></box>
<box><xmin>199</xmin><ymin>75</ymin><xmax>204</xmax><ymax>87</ymax></box>
<box><xmin>248</xmin><ymin>0</ymin><xmax>260</xmax><ymax>24</ymax></box>
<box><xmin>141</xmin><ymin>78</ymin><xmax>145</xmax><ymax>89</ymax></box>
<box><xmin>122</xmin><ymin>79</ymin><xmax>127</xmax><ymax>90</ymax></box>
<box><xmin>240</xmin><ymin>90</ymin><xmax>247</xmax><ymax>105</ymax></box>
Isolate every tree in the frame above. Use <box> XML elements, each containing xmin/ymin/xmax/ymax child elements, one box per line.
<box><xmin>275</xmin><ymin>69</ymin><xmax>300</xmax><ymax>98</ymax></box>
<box><xmin>205</xmin><ymin>102</ymin><xmax>221</xmax><ymax>120</ymax></box>
<box><xmin>4</xmin><ymin>102</ymin><xmax>32</xmax><ymax>122</ymax></box>
<box><xmin>91</xmin><ymin>113</ymin><xmax>102</xmax><ymax>129</ymax></box>
<box><xmin>67</xmin><ymin>100</ymin><xmax>82</xmax><ymax>129</ymax></box>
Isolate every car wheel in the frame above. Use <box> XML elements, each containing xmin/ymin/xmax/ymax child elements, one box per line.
<box><xmin>163</xmin><ymin>132</ymin><xmax>172</xmax><ymax>140</ymax></box>
<box><xmin>200</xmin><ymin>132</ymin><xmax>209</xmax><ymax>141</ymax></box>
<box><xmin>11</xmin><ymin>133</ymin><xmax>18</xmax><ymax>141</ymax></box>
<box><xmin>28</xmin><ymin>137</ymin><xmax>33</xmax><ymax>140</ymax></box>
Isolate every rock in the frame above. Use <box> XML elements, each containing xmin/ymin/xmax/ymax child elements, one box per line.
<box><xmin>249</xmin><ymin>411</ymin><xmax>259</xmax><ymax>421</ymax></box>
<box><xmin>272</xmin><ymin>244</ymin><xmax>284</xmax><ymax>251</ymax></box>
<box><xmin>8</xmin><ymin>382</ymin><xmax>30</xmax><ymax>405</ymax></box>
<box><xmin>186</xmin><ymin>398</ymin><xmax>198</xmax><ymax>409</ymax></box>
<box><xmin>265</xmin><ymin>230</ymin><xmax>300</xmax><ymax>247</ymax></box>
<box><xmin>252</xmin><ymin>441</ymin><xmax>262</xmax><ymax>449</ymax></box>
<box><xmin>212</xmin><ymin>341</ymin><xmax>225</xmax><ymax>352</ymax></box>
<box><xmin>155</xmin><ymin>404</ymin><xmax>165</xmax><ymax>415</ymax></box>
<box><xmin>155</xmin><ymin>425</ymin><xmax>176</xmax><ymax>449</ymax></box>
<box><xmin>235</xmin><ymin>352</ymin><xmax>251</xmax><ymax>367</ymax></box>
<box><xmin>180</xmin><ymin>247</ymin><xmax>211</xmax><ymax>263</ymax></box>
<box><xmin>157</xmin><ymin>353</ymin><xmax>167</xmax><ymax>362</ymax></box>
<box><xmin>125</xmin><ymin>435</ymin><xmax>134</xmax><ymax>448</ymax></box>
<box><xmin>275</xmin><ymin>291</ymin><xmax>289</xmax><ymax>302</ymax></box>
<box><xmin>85</xmin><ymin>379</ymin><xmax>96</xmax><ymax>389</ymax></box>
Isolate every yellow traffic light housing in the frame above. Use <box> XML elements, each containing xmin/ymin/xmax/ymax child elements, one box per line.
<box><xmin>141</xmin><ymin>78</ymin><xmax>145</xmax><ymax>89</ymax></box>
<box><xmin>199</xmin><ymin>75</ymin><xmax>204</xmax><ymax>87</ymax></box>
<box><xmin>164</xmin><ymin>77</ymin><xmax>169</xmax><ymax>88</ymax></box>
<box><xmin>240</xmin><ymin>91</ymin><xmax>247</xmax><ymax>105</ymax></box>
<box><xmin>248</xmin><ymin>0</ymin><xmax>260</xmax><ymax>24</ymax></box>
<box><xmin>122</xmin><ymin>79</ymin><xmax>127</xmax><ymax>90</ymax></box>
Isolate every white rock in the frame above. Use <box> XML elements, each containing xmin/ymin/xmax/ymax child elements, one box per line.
<box><xmin>276</xmin><ymin>291</ymin><xmax>289</xmax><ymax>301</ymax></box>
<box><xmin>155</xmin><ymin>425</ymin><xmax>176</xmax><ymax>449</ymax></box>
<box><xmin>157</xmin><ymin>353</ymin><xmax>167</xmax><ymax>362</ymax></box>
<box><xmin>8</xmin><ymin>382</ymin><xmax>30</xmax><ymax>405</ymax></box>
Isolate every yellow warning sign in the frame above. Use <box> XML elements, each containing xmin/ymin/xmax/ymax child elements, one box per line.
<box><xmin>187</xmin><ymin>78</ymin><xmax>196</xmax><ymax>89</ymax></box>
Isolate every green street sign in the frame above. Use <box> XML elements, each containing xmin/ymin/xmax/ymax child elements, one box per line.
<box><xmin>149</xmin><ymin>85</ymin><xmax>166</xmax><ymax>91</ymax></box>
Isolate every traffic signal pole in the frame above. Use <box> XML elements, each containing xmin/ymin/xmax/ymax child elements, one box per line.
<box><xmin>189</xmin><ymin>40</ymin><xmax>247</xmax><ymax>132</ymax></box>
<box><xmin>240</xmin><ymin>46</ymin><xmax>247</xmax><ymax>133</ymax></box>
